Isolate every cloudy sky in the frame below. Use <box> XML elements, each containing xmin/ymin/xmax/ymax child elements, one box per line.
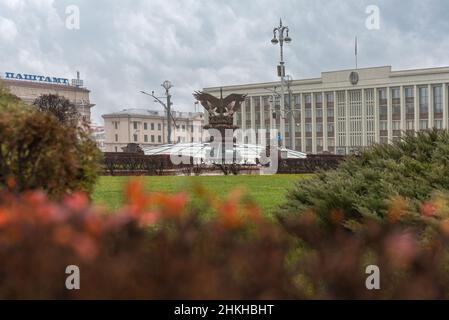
<box><xmin>1</xmin><ymin>0</ymin><xmax>449</xmax><ymax>123</ymax></box>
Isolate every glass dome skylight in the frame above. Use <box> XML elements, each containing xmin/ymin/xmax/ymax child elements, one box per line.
<box><xmin>142</xmin><ymin>143</ymin><xmax>306</xmax><ymax>165</ymax></box>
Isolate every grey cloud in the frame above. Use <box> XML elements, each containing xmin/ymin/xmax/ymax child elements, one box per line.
<box><xmin>0</xmin><ymin>0</ymin><xmax>449</xmax><ymax>124</ymax></box>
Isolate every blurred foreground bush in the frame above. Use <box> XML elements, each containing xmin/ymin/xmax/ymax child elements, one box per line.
<box><xmin>279</xmin><ymin>129</ymin><xmax>449</xmax><ymax>229</ymax></box>
<box><xmin>0</xmin><ymin>86</ymin><xmax>101</xmax><ymax>198</ymax></box>
<box><xmin>0</xmin><ymin>180</ymin><xmax>295</xmax><ymax>299</ymax></box>
<box><xmin>1</xmin><ymin>181</ymin><xmax>449</xmax><ymax>299</ymax></box>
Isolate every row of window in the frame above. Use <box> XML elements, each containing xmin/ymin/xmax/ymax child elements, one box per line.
<box><xmin>112</xmin><ymin>121</ymin><xmax>162</xmax><ymax>131</ymax></box>
<box><xmin>116</xmin><ymin>135</ymin><xmax>204</xmax><ymax>144</ymax></box>
<box><xmin>303</xmin><ymin>86</ymin><xmax>443</xmax><ymax>106</ymax></box>
<box><xmin>378</xmin><ymin>119</ymin><xmax>445</xmax><ymax>131</ymax></box>
<box><xmin>113</xmin><ymin>121</ymin><xmax>199</xmax><ymax>133</ymax></box>
<box><xmin>115</xmin><ymin>134</ymin><xmax>162</xmax><ymax>143</ymax></box>
<box><xmin>238</xmin><ymin>85</ymin><xmax>446</xmax><ymax>121</ymax></box>
<box><xmin>141</xmin><ymin>122</ymin><xmax>162</xmax><ymax>131</ymax></box>
<box><xmin>140</xmin><ymin>135</ymin><xmax>162</xmax><ymax>143</ymax></box>
<box><xmin>300</xmin><ymin>123</ymin><xmax>335</xmax><ymax>133</ymax></box>
<box><xmin>301</xmin><ymin>138</ymin><xmax>335</xmax><ymax>151</ymax></box>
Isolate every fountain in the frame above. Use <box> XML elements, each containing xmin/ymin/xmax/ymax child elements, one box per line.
<box><xmin>193</xmin><ymin>89</ymin><xmax>246</xmax><ymax>174</ymax></box>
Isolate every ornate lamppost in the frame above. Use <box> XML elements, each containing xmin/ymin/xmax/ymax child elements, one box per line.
<box><xmin>161</xmin><ymin>80</ymin><xmax>173</xmax><ymax>144</ymax></box>
<box><xmin>141</xmin><ymin>80</ymin><xmax>175</xmax><ymax>144</ymax></box>
<box><xmin>271</xmin><ymin>19</ymin><xmax>292</xmax><ymax>148</ymax></box>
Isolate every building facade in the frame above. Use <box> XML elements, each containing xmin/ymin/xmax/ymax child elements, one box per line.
<box><xmin>90</xmin><ymin>124</ymin><xmax>106</xmax><ymax>152</ymax></box>
<box><xmin>102</xmin><ymin>109</ymin><xmax>205</xmax><ymax>152</ymax></box>
<box><xmin>0</xmin><ymin>71</ymin><xmax>94</xmax><ymax>122</ymax></box>
<box><xmin>203</xmin><ymin>66</ymin><xmax>449</xmax><ymax>154</ymax></box>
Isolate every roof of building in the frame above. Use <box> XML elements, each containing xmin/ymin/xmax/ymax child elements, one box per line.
<box><xmin>1</xmin><ymin>78</ymin><xmax>90</xmax><ymax>93</ymax></box>
<box><xmin>203</xmin><ymin>65</ymin><xmax>449</xmax><ymax>92</ymax></box>
<box><xmin>102</xmin><ymin>108</ymin><xmax>204</xmax><ymax>120</ymax></box>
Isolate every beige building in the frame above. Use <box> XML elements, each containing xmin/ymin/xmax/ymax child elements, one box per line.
<box><xmin>90</xmin><ymin>124</ymin><xmax>106</xmax><ymax>152</ymax></box>
<box><xmin>102</xmin><ymin>109</ymin><xmax>205</xmax><ymax>152</ymax></box>
<box><xmin>0</xmin><ymin>71</ymin><xmax>94</xmax><ymax>122</ymax></box>
<box><xmin>203</xmin><ymin>65</ymin><xmax>449</xmax><ymax>155</ymax></box>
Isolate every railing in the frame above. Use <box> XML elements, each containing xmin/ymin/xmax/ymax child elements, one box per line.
<box><xmin>277</xmin><ymin>154</ymin><xmax>346</xmax><ymax>174</ymax></box>
<box><xmin>103</xmin><ymin>153</ymin><xmax>190</xmax><ymax>176</ymax></box>
<box><xmin>102</xmin><ymin>152</ymin><xmax>347</xmax><ymax>176</ymax></box>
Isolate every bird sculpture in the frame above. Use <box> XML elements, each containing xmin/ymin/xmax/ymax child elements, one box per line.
<box><xmin>193</xmin><ymin>89</ymin><xmax>246</xmax><ymax>117</ymax></box>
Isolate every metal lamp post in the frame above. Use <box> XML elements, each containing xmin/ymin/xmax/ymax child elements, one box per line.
<box><xmin>141</xmin><ymin>80</ymin><xmax>175</xmax><ymax>144</ymax></box>
<box><xmin>162</xmin><ymin>80</ymin><xmax>173</xmax><ymax>144</ymax></box>
<box><xmin>265</xmin><ymin>84</ymin><xmax>300</xmax><ymax>149</ymax></box>
<box><xmin>271</xmin><ymin>18</ymin><xmax>292</xmax><ymax>148</ymax></box>
<box><xmin>264</xmin><ymin>87</ymin><xmax>281</xmax><ymax>142</ymax></box>
<box><xmin>285</xmin><ymin>74</ymin><xmax>294</xmax><ymax>149</ymax></box>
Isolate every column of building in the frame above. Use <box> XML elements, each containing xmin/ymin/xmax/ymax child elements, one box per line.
<box><xmin>387</xmin><ymin>86</ymin><xmax>392</xmax><ymax>142</ymax></box>
<box><xmin>400</xmin><ymin>86</ymin><xmax>406</xmax><ymax>134</ymax></box>
<box><xmin>333</xmin><ymin>91</ymin><xmax>338</xmax><ymax>152</ymax></box>
<box><xmin>323</xmin><ymin>92</ymin><xmax>328</xmax><ymax>152</ymax></box>
<box><xmin>250</xmin><ymin>97</ymin><xmax>255</xmax><ymax>144</ymax></box>
<box><xmin>428</xmin><ymin>84</ymin><xmax>433</xmax><ymax>130</ymax></box>
<box><xmin>344</xmin><ymin>90</ymin><xmax>349</xmax><ymax>154</ymax></box>
<box><xmin>414</xmin><ymin>85</ymin><xmax>419</xmax><ymax>131</ymax></box>
<box><xmin>362</xmin><ymin>89</ymin><xmax>367</xmax><ymax>147</ymax></box>
<box><xmin>311</xmin><ymin>93</ymin><xmax>317</xmax><ymax>154</ymax></box>
<box><xmin>301</xmin><ymin>93</ymin><xmax>306</xmax><ymax>153</ymax></box>
<box><xmin>241</xmin><ymin>99</ymin><xmax>246</xmax><ymax>144</ymax></box>
<box><xmin>444</xmin><ymin>84</ymin><xmax>448</xmax><ymax>130</ymax></box>
<box><xmin>374</xmin><ymin>87</ymin><xmax>380</xmax><ymax>143</ymax></box>
<box><xmin>259</xmin><ymin>96</ymin><xmax>264</xmax><ymax>145</ymax></box>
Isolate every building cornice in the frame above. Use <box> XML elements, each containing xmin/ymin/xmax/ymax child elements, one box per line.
<box><xmin>102</xmin><ymin>111</ymin><xmax>204</xmax><ymax>121</ymax></box>
<box><xmin>390</xmin><ymin>66</ymin><xmax>449</xmax><ymax>77</ymax></box>
<box><xmin>1</xmin><ymin>78</ymin><xmax>90</xmax><ymax>93</ymax></box>
<box><xmin>203</xmin><ymin>65</ymin><xmax>449</xmax><ymax>94</ymax></box>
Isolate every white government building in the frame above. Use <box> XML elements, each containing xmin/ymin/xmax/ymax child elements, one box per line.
<box><xmin>203</xmin><ymin>66</ymin><xmax>449</xmax><ymax>155</ymax></box>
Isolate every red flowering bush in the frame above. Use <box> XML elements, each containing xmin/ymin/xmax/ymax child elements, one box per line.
<box><xmin>1</xmin><ymin>180</ymin><xmax>449</xmax><ymax>299</ymax></box>
<box><xmin>0</xmin><ymin>179</ymin><xmax>295</xmax><ymax>299</ymax></box>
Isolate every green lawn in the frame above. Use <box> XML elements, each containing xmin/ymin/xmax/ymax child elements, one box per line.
<box><xmin>92</xmin><ymin>174</ymin><xmax>313</xmax><ymax>216</ymax></box>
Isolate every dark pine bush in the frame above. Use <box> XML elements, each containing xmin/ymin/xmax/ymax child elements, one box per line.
<box><xmin>278</xmin><ymin>129</ymin><xmax>449</xmax><ymax>228</ymax></box>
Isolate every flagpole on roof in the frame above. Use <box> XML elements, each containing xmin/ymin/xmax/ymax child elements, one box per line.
<box><xmin>355</xmin><ymin>36</ymin><xmax>358</xmax><ymax>70</ymax></box>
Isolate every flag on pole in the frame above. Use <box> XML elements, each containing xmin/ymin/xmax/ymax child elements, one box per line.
<box><xmin>355</xmin><ymin>36</ymin><xmax>358</xmax><ymax>69</ymax></box>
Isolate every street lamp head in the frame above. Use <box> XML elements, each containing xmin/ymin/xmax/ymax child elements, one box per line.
<box><xmin>271</xmin><ymin>37</ymin><xmax>279</xmax><ymax>45</ymax></box>
<box><xmin>284</xmin><ymin>30</ymin><xmax>292</xmax><ymax>43</ymax></box>
<box><xmin>162</xmin><ymin>80</ymin><xmax>173</xmax><ymax>91</ymax></box>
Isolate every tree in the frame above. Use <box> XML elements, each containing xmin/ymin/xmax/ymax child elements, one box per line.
<box><xmin>33</xmin><ymin>94</ymin><xmax>80</xmax><ymax>125</ymax></box>
<box><xmin>0</xmin><ymin>87</ymin><xmax>102</xmax><ymax>198</ymax></box>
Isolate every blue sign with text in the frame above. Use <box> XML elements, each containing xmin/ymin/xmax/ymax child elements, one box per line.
<box><xmin>4</xmin><ymin>72</ymin><xmax>69</xmax><ymax>85</ymax></box>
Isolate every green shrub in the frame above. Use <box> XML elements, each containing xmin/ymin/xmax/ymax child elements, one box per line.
<box><xmin>278</xmin><ymin>129</ymin><xmax>449</xmax><ymax>228</ymax></box>
<box><xmin>0</xmin><ymin>85</ymin><xmax>101</xmax><ymax>198</ymax></box>
<box><xmin>0</xmin><ymin>83</ymin><xmax>22</xmax><ymax>111</ymax></box>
